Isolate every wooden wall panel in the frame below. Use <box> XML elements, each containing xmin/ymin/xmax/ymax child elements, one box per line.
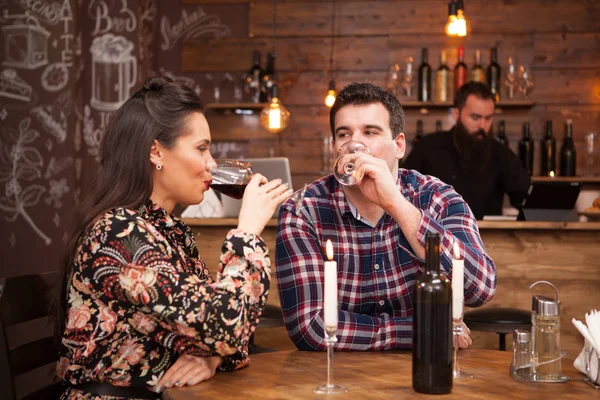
<box><xmin>248</xmin><ymin>0</ymin><xmax>600</xmax><ymax>37</ymax></box>
<box><xmin>183</xmin><ymin>0</ymin><xmax>600</xmax><ymax>188</ymax></box>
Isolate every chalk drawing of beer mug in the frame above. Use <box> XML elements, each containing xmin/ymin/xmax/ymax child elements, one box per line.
<box><xmin>90</xmin><ymin>33</ymin><xmax>137</xmax><ymax>112</ymax></box>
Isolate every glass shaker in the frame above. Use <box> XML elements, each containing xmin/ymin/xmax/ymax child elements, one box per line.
<box><xmin>529</xmin><ymin>281</ymin><xmax>562</xmax><ymax>381</ymax></box>
<box><xmin>512</xmin><ymin>329</ymin><xmax>532</xmax><ymax>378</ymax></box>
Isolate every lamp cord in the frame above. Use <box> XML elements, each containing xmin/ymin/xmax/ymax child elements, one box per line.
<box><xmin>329</xmin><ymin>0</ymin><xmax>335</xmax><ymax>77</ymax></box>
<box><xmin>272</xmin><ymin>0</ymin><xmax>276</xmax><ymax>57</ymax></box>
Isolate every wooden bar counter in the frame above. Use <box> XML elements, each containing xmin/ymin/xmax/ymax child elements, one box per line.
<box><xmin>163</xmin><ymin>349</ymin><xmax>593</xmax><ymax>399</ymax></box>
<box><xmin>185</xmin><ymin>219</ymin><xmax>600</xmax><ymax>351</ymax></box>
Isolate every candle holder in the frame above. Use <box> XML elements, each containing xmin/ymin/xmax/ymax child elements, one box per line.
<box><xmin>453</xmin><ymin>306</ymin><xmax>473</xmax><ymax>379</ymax></box>
<box><xmin>313</xmin><ymin>327</ymin><xmax>348</xmax><ymax>394</ymax></box>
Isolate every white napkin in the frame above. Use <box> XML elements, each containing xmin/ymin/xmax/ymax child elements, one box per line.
<box><xmin>572</xmin><ymin>310</ymin><xmax>600</xmax><ymax>384</ymax></box>
<box><xmin>180</xmin><ymin>189</ymin><xmax>224</xmax><ymax>218</ymax></box>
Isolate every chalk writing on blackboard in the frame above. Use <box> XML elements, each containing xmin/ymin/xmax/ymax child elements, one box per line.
<box><xmin>160</xmin><ymin>6</ymin><xmax>231</xmax><ymax>52</ymax></box>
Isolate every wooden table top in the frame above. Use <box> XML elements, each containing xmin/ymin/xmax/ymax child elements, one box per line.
<box><xmin>163</xmin><ymin>349</ymin><xmax>594</xmax><ymax>399</ymax></box>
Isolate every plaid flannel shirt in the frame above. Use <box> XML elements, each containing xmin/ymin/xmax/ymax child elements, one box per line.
<box><xmin>275</xmin><ymin>169</ymin><xmax>496</xmax><ymax>351</ymax></box>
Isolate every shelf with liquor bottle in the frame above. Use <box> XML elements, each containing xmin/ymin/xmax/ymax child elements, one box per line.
<box><xmin>400</xmin><ymin>99</ymin><xmax>534</xmax><ymax>114</ymax></box>
<box><xmin>397</xmin><ymin>45</ymin><xmax>535</xmax><ymax>113</ymax></box>
<box><xmin>204</xmin><ymin>102</ymin><xmax>269</xmax><ymax>113</ymax></box>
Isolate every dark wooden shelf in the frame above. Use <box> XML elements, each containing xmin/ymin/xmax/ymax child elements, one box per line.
<box><xmin>204</xmin><ymin>102</ymin><xmax>267</xmax><ymax>112</ymax></box>
<box><xmin>531</xmin><ymin>176</ymin><xmax>600</xmax><ymax>183</ymax></box>
<box><xmin>401</xmin><ymin>100</ymin><xmax>534</xmax><ymax>113</ymax></box>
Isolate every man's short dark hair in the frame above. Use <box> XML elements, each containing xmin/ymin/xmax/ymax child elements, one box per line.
<box><xmin>329</xmin><ymin>82</ymin><xmax>405</xmax><ymax>140</ymax></box>
<box><xmin>453</xmin><ymin>81</ymin><xmax>495</xmax><ymax>110</ymax></box>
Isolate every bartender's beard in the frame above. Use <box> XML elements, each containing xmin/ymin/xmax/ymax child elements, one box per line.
<box><xmin>452</xmin><ymin>119</ymin><xmax>493</xmax><ymax>177</ymax></box>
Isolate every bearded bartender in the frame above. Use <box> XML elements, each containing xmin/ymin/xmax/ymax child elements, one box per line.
<box><xmin>404</xmin><ymin>82</ymin><xmax>530</xmax><ymax>220</ymax></box>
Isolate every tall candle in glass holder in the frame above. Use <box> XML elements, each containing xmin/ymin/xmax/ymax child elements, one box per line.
<box><xmin>324</xmin><ymin>239</ymin><xmax>338</xmax><ymax>331</ymax></box>
<box><xmin>452</xmin><ymin>241</ymin><xmax>464</xmax><ymax>320</ymax></box>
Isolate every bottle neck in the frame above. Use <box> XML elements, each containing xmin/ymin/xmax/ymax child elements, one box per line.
<box><xmin>253</xmin><ymin>51</ymin><xmax>261</xmax><ymax>67</ymax></box>
<box><xmin>425</xmin><ymin>234</ymin><xmax>441</xmax><ymax>274</ymax></box>
<box><xmin>421</xmin><ymin>49</ymin><xmax>428</xmax><ymax>64</ymax></box>
<box><xmin>458</xmin><ymin>47</ymin><xmax>464</xmax><ymax>62</ymax></box>
<box><xmin>490</xmin><ymin>48</ymin><xmax>498</xmax><ymax>63</ymax></box>
<box><xmin>474</xmin><ymin>50</ymin><xmax>481</xmax><ymax>65</ymax></box>
<box><xmin>440</xmin><ymin>51</ymin><xmax>447</xmax><ymax>65</ymax></box>
<box><xmin>565</xmin><ymin>123</ymin><xmax>573</xmax><ymax>139</ymax></box>
<box><xmin>545</xmin><ymin>122</ymin><xmax>553</xmax><ymax>138</ymax></box>
<box><xmin>523</xmin><ymin>124</ymin><xmax>530</xmax><ymax>139</ymax></box>
<box><xmin>498</xmin><ymin>121</ymin><xmax>505</xmax><ymax>135</ymax></box>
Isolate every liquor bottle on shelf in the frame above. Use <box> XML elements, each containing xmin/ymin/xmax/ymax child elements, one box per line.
<box><xmin>435</xmin><ymin>50</ymin><xmax>451</xmax><ymax>103</ymax></box>
<box><xmin>560</xmin><ymin>119</ymin><xmax>577</xmax><ymax>176</ymax></box>
<box><xmin>436</xmin><ymin>120</ymin><xmax>443</xmax><ymax>132</ymax></box>
<box><xmin>414</xmin><ymin>120</ymin><xmax>424</xmax><ymax>146</ymax></box>
<box><xmin>261</xmin><ymin>52</ymin><xmax>276</xmax><ymax>102</ymax></box>
<box><xmin>495</xmin><ymin>120</ymin><xmax>509</xmax><ymax>147</ymax></box>
<box><xmin>418</xmin><ymin>48</ymin><xmax>432</xmax><ymax>102</ymax></box>
<box><xmin>486</xmin><ymin>47</ymin><xmax>501</xmax><ymax>102</ymax></box>
<box><xmin>412</xmin><ymin>232</ymin><xmax>452</xmax><ymax>395</ymax></box>
<box><xmin>244</xmin><ymin>50</ymin><xmax>264</xmax><ymax>103</ymax></box>
<box><xmin>541</xmin><ymin>121</ymin><xmax>557</xmax><ymax>176</ymax></box>
<box><xmin>471</xmin><ymin>49</ymin><xmax>485</xmax><ymax>83</ymax></box>
<box><xmin>518</xmin><ymin>122</ymin><xmax>534</xmax><ymax>176</ymax></box>
<box><xmin>454</xmin><ymin>46</ymin><xmax>468</xmax><ymax>93</ymax></box>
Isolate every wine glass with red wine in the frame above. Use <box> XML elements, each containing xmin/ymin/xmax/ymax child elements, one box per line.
<box><xmin>209</xmin><ymin>159</ymin><xmax>253</xmax><ymax>199</ymax></box>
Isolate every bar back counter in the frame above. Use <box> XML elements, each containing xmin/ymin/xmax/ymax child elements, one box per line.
<box><xmin>184</xmin><ymin>218</ymin><xmax>600</xmax><ymax>351</ymax></box>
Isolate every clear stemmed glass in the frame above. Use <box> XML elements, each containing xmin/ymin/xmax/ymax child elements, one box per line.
<box><xmin>209</xmin><ymin>159</ymin><xmax>306</xmax><ymax>215</ymax></box>
<box><xmin>402</xmin><ymin>56</ymin><xmax>415</xmax><ymax>99</ymax></box>
<box><xmin>517</xmin><ymin>65</ymin><xmax>534</xmax><ymax>98</ymax></box>
<box><xmin>504</xmin><ymin>57</ymin><xmax>517</xmax><ymax>100</ymax></box>
<box><xmin>209</xmin><ymin>159</ymin><xmax>253</xmax><ymax>199</ymax></box>
<box><xmin>453</xmin><ymin>304</ymin><xmax>473</xmax><ymax>379</ymax></box>
<box><xmin>386</xmin><ymin>63</ymin><xmax>401</xmax><ymax>97</ymax></box>
<box><xmin>333</xmin><ymin>141</ymin><xmax>371</xmax><ymax>186</ymax></box>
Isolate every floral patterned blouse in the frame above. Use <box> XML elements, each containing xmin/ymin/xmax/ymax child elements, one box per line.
<box><xmin>57</xmin><ymin>201</ymin><xmax>271</xmax><ymax>399</ymax></box>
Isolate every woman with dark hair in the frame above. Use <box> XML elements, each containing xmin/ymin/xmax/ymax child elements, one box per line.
<box><xmin>53</xmin><ymin>76</ymin><xmax>291</xmax><ymax>399</ymax></box>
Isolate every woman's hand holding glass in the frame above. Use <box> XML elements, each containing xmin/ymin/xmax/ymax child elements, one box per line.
<box><xmin>237</xmin><ymin>173</ymin><xmax>292</xmax><ymax>236</ymax></box>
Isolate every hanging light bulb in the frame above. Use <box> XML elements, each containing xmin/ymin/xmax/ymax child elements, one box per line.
<box><xmin>260</xmin><ymin>84</ymin><xmax>290</xmax><ymax>134</ymax></box>
<box><xmin>445</xmin><ymin>1</ymin><xmax>458</xmax><ymax>37</ymax></box>
<box><xmin>325</xmin><ymin>80</ymin><xmax>336</xmax><ymax>108</ymax></box>
<box><xmin>455</xmin><ymin>0</ymin><xmax>468</xmax><ymax>37</ymax></box>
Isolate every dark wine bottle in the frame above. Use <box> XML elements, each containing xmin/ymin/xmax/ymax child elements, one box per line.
<box><xmin>518</xmin><ymin>122</ymin><xmax>534</xmax><ymax>176</ymax></box>
<box><xmin>412</xmin><ymin>233</ymin><xmax>453</xmax><ymax>395</ymax></box>
<box><xmin>418</xmin><ymin>48</ymin><xmax>432</xmax><ymax>102</ymax></box>
<box><xmin>454</xmin><ymin>46</ymin><xmax>468</xmax><ymax>93</ymax></box>
<box><xmin>436</xmin><ymin>120</ymin><xmax>443</xmax><ymax>132</ymax></box>
<box><xmin>495</xmin><ymin>120</ymin><xmax>509</xmax><ymax>147</ymax></box>
<box><xmin>486</xmin><ymin>47</ymin><xmax>501</xmax><ymax>102</ymax></box>
<box><xmin>471</xmin><ymin>49</ymin><xmax>485</xmax><ymax>83</ymax></box>
<box><xmin>414</xmin><ymin>120</ymin><xmax>424</xmax><ymax>146</ymax></box>
<box><xmin>560</xmin><ymin>119</ymin><xmax>577</xmax><ymax>176</ymax></box>
<box><xmin>245</xmin><ymin>50</ymin><xmax>264</xmax><ymax>103</ymax></box>
<box><xmin>541</xmin><ymin>121</ymin><xmax>557</xmax><ymax>176</ymax></box>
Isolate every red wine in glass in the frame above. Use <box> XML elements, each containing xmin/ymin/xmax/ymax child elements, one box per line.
<box><xmin>209</xmin><ymin>183</ymin><xmax>247</xmax><ymax>199</ymax></box>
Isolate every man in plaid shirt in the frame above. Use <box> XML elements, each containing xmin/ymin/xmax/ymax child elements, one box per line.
<box><xmin>275</xmin><ymin>83</ymin><xmax>496</xmax><ymax>351</ymax></box>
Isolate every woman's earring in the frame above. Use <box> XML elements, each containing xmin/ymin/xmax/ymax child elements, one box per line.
<box><xmin>156</xmin><ymin>162</ymin><xmax>162</xmax><ymax>171</ymax></box>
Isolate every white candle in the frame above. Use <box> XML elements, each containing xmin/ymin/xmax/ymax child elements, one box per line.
<box><xmin>452</xmin><ymin>241</ymin><xmax>464</xmax><ymax>320</ymax></box>
<box><xmin>324</xmin><ymin>239</ymin><xmax>338</xmax><ymax>329</ymax></box>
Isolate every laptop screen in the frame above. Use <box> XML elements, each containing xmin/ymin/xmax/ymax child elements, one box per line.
<box><xmin>221</xmin><ymin>157</ymin><xmax>294</xmax><ymax>218</ymax></box>
<box><xmin>521</xmin><ymin>181</ymin><xmax>582</xmax><ymax>210</ymax></box>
